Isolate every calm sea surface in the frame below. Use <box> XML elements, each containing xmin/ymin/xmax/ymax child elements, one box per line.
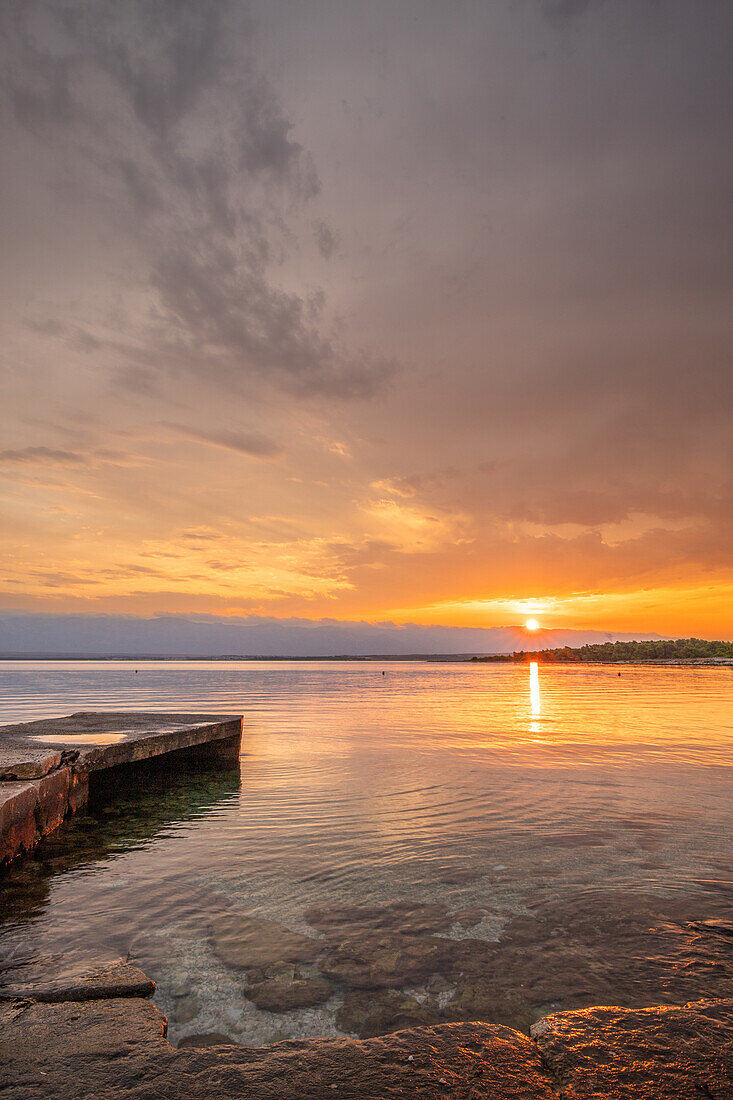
<box><xmin>0</xmin><ymin>660</ymin><xmax>731</xmax><ymax>1044</ymax></box>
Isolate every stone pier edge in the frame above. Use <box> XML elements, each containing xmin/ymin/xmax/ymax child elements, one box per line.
<box><xmin>0</xmin><ymin>713</ymin><xmax>243</xmax><ymax>867</ymax></box>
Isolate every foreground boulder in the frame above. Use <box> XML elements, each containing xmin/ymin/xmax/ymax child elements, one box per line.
<box><xmin>532</xmin><ymin>997</ymin><xmax>733</xmax><ymax>1099</ymax></box>
<box><xmin>0</xmin><ymin>999</ymin><xmax>555</xmax><ymax>1099</ymax></box>
<box><xmin>1</xmin><ymin>993</ymin><xmax>731</xmax><ymax>1099</ymax></box>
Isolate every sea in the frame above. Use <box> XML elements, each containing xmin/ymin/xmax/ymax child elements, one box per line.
<box><xmin>0</xmin><ymin>659</ymin><xmax>731</xmax><ymax>1045</ymax></box>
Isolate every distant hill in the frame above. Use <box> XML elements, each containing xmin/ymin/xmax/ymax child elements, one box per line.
<box><xmin>474</xmin><ymin>638</ymin><xmax>733</xmax><ymax>663</ymax></box>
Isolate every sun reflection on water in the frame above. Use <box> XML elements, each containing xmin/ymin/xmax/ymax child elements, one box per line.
<box><xmin>529</xmin><ymin>660</ymin><xmax>541</xmax><ymax>734</ymax></box>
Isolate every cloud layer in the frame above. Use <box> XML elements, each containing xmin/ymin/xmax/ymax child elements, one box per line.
<box><xmin>0</xmin><ymin>613</ymin><xmax>664</xmax><ymax>657</ymax></box>
<box><xmin>1</xmin><ymin>1</ymin><xmax>731</xmax><ymax>637</ymax></box>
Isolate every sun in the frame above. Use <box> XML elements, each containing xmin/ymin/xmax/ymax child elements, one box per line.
<box><xmin>525</xmin><ymin>618</ymin><xmax>540</xmax><ymax>631</ymax></box>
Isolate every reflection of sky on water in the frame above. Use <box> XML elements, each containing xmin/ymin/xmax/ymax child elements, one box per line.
<box><xmin>0</xmin><ymin>661</ymin><xmax>731</xmax><ymax>1045</ymax></box>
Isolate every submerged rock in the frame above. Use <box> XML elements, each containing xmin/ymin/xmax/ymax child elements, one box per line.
<box><xmin>442</xmin><ymin>981</ymin><xmax>533</xmax><ymax>1034</ymax></box>
<box><xmin>319</xmin><ymin>931</ymin><xmax>454</xmax><ymax>989</ymax></box>
<box><xmin>336</xmin><ymin>987</ymin><xmax>437</xmax><ymax>1038</ymax></box>
<box><xmin>436</xmin><ymin>867</ymin><xmax>484</xmax><ymax>885</ymax></box>
<box><xmin>211</xmin><ymin>913</ymin><xmax>322</xmax><ymax>970</ymax></box>
<box><xmin>450</xmin><ymin>907</ymin><xmax>489</xmax><ymax>928</ymax></box>
<box><xmin>244</xmin><ymin>976</ymin><xmax>333</xmax><ymax>1013</ymax></box>
<box><xmin>459</xmin><ymin>891</ymin><xmax>733</xmax><ymax>1017</ymax></box>
<box><xmin>305</xmin><ymin>900</ymin><xmax>454</xmax><ymax>938</ymax></box>
<box><xmin>177</xmin><ymin>1031</ymin><xmax>235</xmax><ymax>1049</ymax></box>
<box><xmin>174</xmin><ymin>994</ymin><xmax>200</xmax><ymax>1025</ymax></box>
<box><xmin>167</xmin><ymin>970</ymin><xmax>193</xmax><ymax>999</ymax></box>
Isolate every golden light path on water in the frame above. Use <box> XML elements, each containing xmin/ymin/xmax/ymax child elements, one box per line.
<box><xmin>529</xmin><ymin>661</ymin><xmax>541</xmax><ymax>734</ymax></box>
<box><xmin>0</xmin><ymin>660</ymin><xmax>731</xmax><ymax>1047</ymax></box>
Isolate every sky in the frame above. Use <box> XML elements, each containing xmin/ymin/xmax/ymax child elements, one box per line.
<box><xmin>1</xmin><ymin>0</ymin><xmax>732</xmax><ymax>648</ymax></box>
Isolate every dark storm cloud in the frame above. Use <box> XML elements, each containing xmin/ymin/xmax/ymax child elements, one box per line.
<box><xmin>0</xmin><ymin>0</ymin><xmax>388</xmax><ymax>398</ymax></box>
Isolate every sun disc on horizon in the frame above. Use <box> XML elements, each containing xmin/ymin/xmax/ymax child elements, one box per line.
<box><xmin>525</xmin><ymin>618</ymin><xmax>540</xmax><ymax>631</ymax></box>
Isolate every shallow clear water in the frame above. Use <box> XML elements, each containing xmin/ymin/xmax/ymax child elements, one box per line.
<box><xmin>0</xmin><ymin>660</ymin><xmax>731</xmax><ymax>1045</ymax></box>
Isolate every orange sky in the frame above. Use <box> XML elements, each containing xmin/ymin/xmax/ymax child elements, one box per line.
<box><xmin>1</xmin><ymin>2</ymin><xmax>731</xmax><ymax>640</ymax></box>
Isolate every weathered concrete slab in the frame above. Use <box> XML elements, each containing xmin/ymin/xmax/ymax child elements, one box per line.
<box><xmin>1</xmin><ymin>993</ymin><xmax>731</xmax><ymax>1099</ymax></box>
<box><xmin>0</xmin><ymin>768</ymin><xmax>88</xmax><ymax>864</ymax></box>
<box><xmin>0</xmin><ymin>781</ymin><xmax>39</xmax><ymax>865</ymax></box>
<box><xmin>0</xmin><ymin>959</ymin><xmax>155</xmax><ymax>1003</ymax></box>
<box><xmin>0</xmin><ymin>713</ymin><xmax>243</xmax><ymax>866</ymax></box>
<box><xmin>0</xmin><ymin>749</ymin><xmax>63</xmax><ymax>781</ymax></box>
<box><xmin>0</xmin><ymin>712</ymin><xmax>243</xmax><ymax>774</ymax></box>
<box><xmin>531</xmin><ymin>997</ymin><xmax>733</xmax><ymax>1099</ymax></box>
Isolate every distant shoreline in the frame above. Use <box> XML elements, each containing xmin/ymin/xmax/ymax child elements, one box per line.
<box><xmin>0</xmin><ymin>653</ymin><xmax>731</xmax><ymax>666</ymax></box>
<box><xmin>473</xmin><ymin>657</ymin><xmax>733</xmax><ymax>667</ymax></box>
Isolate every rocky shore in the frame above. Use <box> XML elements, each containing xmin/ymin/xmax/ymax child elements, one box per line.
<box><xmin>2</xmin><ymin>901</ymin><xmax>732</xmax><ymax>1096</ymax></box>
<box><xmin>1</xmin><ymin>967</ymin><xmax>731</xmax><ymax>1098</ymax></box>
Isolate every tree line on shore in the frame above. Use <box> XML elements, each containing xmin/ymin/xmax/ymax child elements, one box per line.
<box><xmin>473</xmin><ymin>638</ymin><xmax>733</xmax><ymax>663</ymax></box>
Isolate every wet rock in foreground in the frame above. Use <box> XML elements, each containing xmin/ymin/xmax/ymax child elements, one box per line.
<box><xmin>0</xmin><ymin>958</ymin><xmax>154</xmax><ymax>1003</ymax></box>
<box><xmin>2</xmin><ymin>993</ymin><xmax>732</xmax><ymax>1098</ymax></box>
<box><xmin>532</xmin><ymin>997</ymin><xmax>733</xmax><ymax>1099</ymax></box>
<box><xmin>0</xmin><ymin>998</ymin><xmax>556</xmax><ymax>1099</ymax></box>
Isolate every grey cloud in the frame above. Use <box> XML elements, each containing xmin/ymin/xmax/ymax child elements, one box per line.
<box><xmin>313</xmin><ymin>220</ymin><xmax>340</xmax><ymax>260</ymax></box>
<box><xmin>25</xmin><ymin>318</ymin><xmax>66</xmax><ymax>336</ymax></box>
<box><xmin>1</xmin><ymin>0</ymin><xmax>387</xmax><ymax>399</ymax></box>
<box><xmin>146</xmin><ymin>243</ymin><xmax>393</xmax><ymax>397</ymax></box>
<box><xmin>26</xmin><ymin>572</ymin><xmax>98</xmax><ymax>588</ymax></box>
<box><xmin>239</xmin><ymin>77</ymin><xmax>320</xmax><ymax>193</ymax></box>
<box><xmin>164</xmin><ymin>421</ymin><xmax>283</xmax><ymax>458</ymax></box>
<box><xmin>180</xmin><ymin>530</ymin><xmax>222</xmax><ymax>541</ymax></box>
<box><xmin>86</xmin><ymin>1</ymin><xmax>226</xmax><ymax>137</ymax></box>
<box><xmin>0</xmin><ymin>444</ymin><xmax>148</xmax><ymax>471</ymax></box>
<box><xmin>0</xmin><ymin>447</ymin><xmax>87</xmax><ymax>466</ymax></box>
<box><xmin>540</xmin><ymin>0</ymin><xmax>599</xmax><ymax>27</ymax></box>
<box><xmin>114</xmin><ymin>157</ymin><xmax>165</xmax><ymax>219</ymax></box>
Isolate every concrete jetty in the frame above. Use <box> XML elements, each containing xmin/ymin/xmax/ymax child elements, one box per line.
<box><xmin>0</xmin><ymin>712</ymin><xmax>243</xmax><ymax>866</ymax></box>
